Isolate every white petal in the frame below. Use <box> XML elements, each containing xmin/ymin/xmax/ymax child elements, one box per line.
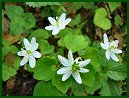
<box><xmin>112</xmin><ymin>49</ymin><xmax>122</xmax><ymax>54</ymax></box>
<box><xmin>32</xmin><ymin>51</ymin><xmax>41</xmax><ymax>58</ymax></box>
<box><xmin>23</xmin><ymin>38</ymin><xmax>31</xmax><ymax>50</ymax></box>
<box><xmin>58</xmin><ymin>22</ymin><xmax>66</xmax><ymax>30</ymax></box>
<box><xmin>105</xmin><ymin>50</ymin><xmax>111</xmax><ymax>60</ymax></box>
<box><xmin>31</xmin><ymin>37</ymin><xmax>36</xmax><ymax>45</ymax></box>
<box><xmin>110</xmin><ymin>52</ymin><xmax>119</xmax><ymax>62</ymax></box>
<box><xmin>45</xmin><ymin>25</ymin><xmax>55</xmax><ymax>30</ymax></box>
<box><xmin>79</xmin><ymin>68</ymin><xmax>89</xmax><ymax>73</ymax></box>
<box><xmin>52</xmin><ymin>27</ymin><xmax>60</xmax><ymax>35</ymax></box>
<box><xmin>79</xmin><ymin>59</ymin><xmax>91</xmax><ymax>67</ymax></box>
<box><xmin>31</xmin><ymin>37</ymin><xmax>38</xmax><ymax>51</ymax></box>
<box><xmin>75</xmin><ymin>57</ymin><xmax>82</xmax><ymax>64</ymax></box>
<box><xmin>58</xmin><ymin>55</ymin><xmax>71</xmax><ymax>67</ymax></box>
<box><xmin>103</xmin><ymin>33</ymin><xmax>109</xmax><ymax>45</ymax></box>
<box><xmin>72</xmin><ymin>73</ymin><xmax>82</xmax><ymax>84</ymax></box>
<box><xmin>64</xmin><ymin>18</ymin><xmax>71</xmax><ymax>25</ymax></box>
<box><xmin>58</xmin><ymin>13</ymin><xmax>66</xmax><ymax>23</ymax></box>
<box><xmin>68</xmin><ymin>50</ymin><xmax>74</xmax><ymax>64</ymax></box>
<box><xmin>100</xmin><ymin>43</ymin><xmax>109</xmax><ymax>50</ymax></box>
<box><xmin>17</xmin><ymin>50</ymin><xmax>27</xmax><ymax>56</ymax></box>
<box><xmin>20</xmin><ymin>56</ymin><xmax>28</xmax><ymax>66</ymax></box>
<box><xmin>57</xmin><ymin>67</ymin><xmax>70</xmax><ymax>74</ymax></box>
<box><xmin>62</xmin><ymin>72</ymin><xmax>72</xmax><ymax>81</ymax></box>
<box><xmin>48</xmin><ymin>17</ymin><xmax>56</xmax><ymax>25</ymax></box>
<box><xmin>110</xmin><ymin>40</ymin><xmax>119</xmax><ymax>48</ymax></box>
<box><xmin>29</xmin><ymin>56</ymin><xmax>36</xmax><ymax>68</ymax></box>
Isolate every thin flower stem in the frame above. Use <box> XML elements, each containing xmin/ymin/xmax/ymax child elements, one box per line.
<box><xmin>103</xmin><ymin>2</ymin><xmax>112</xmax><ymax>19</ymax></box>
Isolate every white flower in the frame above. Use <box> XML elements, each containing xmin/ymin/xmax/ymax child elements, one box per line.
<box><xmin>45</xmin><ymin>13</ymin><xmax>71</xmax><ymax>35</ymax></box>
<box><xmin>17</xmin><ymin>37</ymin><xmax>41</xmax><ymax>68</ymax></box>
<box><xmin>100</xmin><ymin>33</ymin><xmax>122</xmax><ymax>62</ymax></box>
<box><xmin>57</xmin><ymin>50</ymin><xmax>90</xmax><ymax>84</ymax></box>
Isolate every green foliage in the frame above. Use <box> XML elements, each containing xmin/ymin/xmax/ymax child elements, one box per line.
<box><xmin>86</xmin><ymin>73</ymin><xmax>101</xmax><ymax>95</ymax></box>
<box><xmin>50</xmin><ymin>5</ymin><xmax>67</xmax><ymax>16</ymax></box>
<box><xmin>83</xmin><ymin>47</ymin><xmax>100</xmax><ymax>70</ymax></box>
<box><xmin>114</xmin><ymin>14</ymin><xmax>123</xmax><ymax>27</ymax></box>
<box><xmin>29</xmin><ymin>29</ymin><xmax>49</xmax><ymax>40</ymax></box>
<box><xmin>38</xmin><ymin>39</ymin><xmax>54</xmax><ymax>55</ymax></box>
<box><xmin>100</xmin><ymin>79</ymin><xmax>122</xmax><ymax>96</ymax></box>
<box><xmin>33</xmin><ymin>81</ymin><xmax>64</xmax><ymax>96</ymax></box>
<box><xmin>5</xmin><ymin>5</ymin><xmax>36</xmax><ymax>36</ymax></box>
<box><xmin>26</xmin><ymin>2</ymin><xmax>61</xmax><ymax>8</ymax></box>
<box><xmin>2</xmin><ymin>63</ymin><xmax>17</xmax><ymax>81</ymax></box>
<box><xmin>52</xmin><ymin>74</ymin><xmax>72</xmax><ymax>94</ymax></box>
<box><xmin>108</xmin><ymin>2</ymin><xmax>121</xmax><ymax>13</ymax></box>
<box><xmin>106</xmin><ymin>63</ymin><xmax>127</xmax><ymax>81</ymax></box>
<box><xmin>70</xmin><ymin>14</ymin><xmax>81</xmax><ymax>26</ymax></box>
<box><xmin>3</xmin><ymin>2</ymin><xmax>127</xmax><ymax>96</ymax></box>
<box><xmin>107</xmin><ymin>79</ymin><xmax>122</xmax><ymax>96</ymax></box>
<box><xmin>94</xmin><ymin>8</ymin><xmax>111</xmax><ymax>30</ymax></box>
<box><xmin>72</xmin><ymin>82</ymin><xmax>86</xmax><ymax>96</ymax></box>
<box><xmin>2</xmin><ymin>39</ymin><xmax>18</xmax><ymax>60</ymax></box>
<box><xmin>64</xmin><ymin>34</ymin><xmax>88</xmax><ymax>53</ymax></box>
<box><xmin>33</xmin><ymin>56</ymin><xmax>58</xmax><ymax>81</ymax></box>
<box><xmin>71</xmin><ymin>2</ymin><xmax>96</xmax><ymax>12</ymax></box>
<box><xmin>82</xmin><ymin>66</ymin><xmax>95</xmax><ymax>87</ymax></box>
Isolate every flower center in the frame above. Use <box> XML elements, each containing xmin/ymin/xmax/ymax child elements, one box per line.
<box><xmin>109</xmin><ymin>45</ymin><xmax>115</xmax><ymax>49</ymax></box>
<box><xmin>56</xmin><ymin>22</ymin><xmax>60</xmax><ymax>26</ymax></box>
<box><xmin>26</xmin><ymin>50</ymin><xmax>31</xmax><ymax>54</ymax></box>
<box><xmin>71</xmin><ymin>63</ymin><xmax>80</xmax><ymax>72</ymax></box>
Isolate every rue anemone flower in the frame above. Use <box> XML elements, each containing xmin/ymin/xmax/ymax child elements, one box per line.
<box><xmin>17</xmin><ymin>37</ymin><xmax>41</xmax><ymax>68</ymax></box>
<box><xmin>100</xmin><ymin>33</ymin><xmax>122</xmax><ymax>62</ymax></box>
<box><xmin>45</xmin><ymin>13</ymin><xmax>71</xmax><ymax>35</ymax></box>
<box><xmin>57</xmin><ymin>50</ymin><xmax>90</xmax><ymax>84</ymax></box>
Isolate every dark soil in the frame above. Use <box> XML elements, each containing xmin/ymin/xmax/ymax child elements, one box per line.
<box><xmin>2</xmin><ymin>68</ymin><xmax>38</xmax><ymax>96</ymax></box>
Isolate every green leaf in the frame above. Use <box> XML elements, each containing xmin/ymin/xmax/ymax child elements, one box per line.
<box><xmin>10</xmin><ymin>21</ymin><xmax>24</xmax><ymax>36</ymax></box>
<box><xmin>82</xmin><ymin>2</ymin><xmax>96</xmax><ymax>10</ymax></box>
<box><xmin>106</xmin><ymin>63</ymin><xmax>127</xmax><ymax>81</ymax></box>
<box><xmin>57</xmin><ymin>38</ymin><xmax>65</xmax><ymax>47</ymax></box>
<box><xmin>10</xmin><ymin>45</ymin><xmax>18</xmax><ymax>54</ymax></box>
<box><xmin>72</xmin><ymin>81</ymin><xmax>86</xmax><ymax>96</ymax></box>
<box><xmin>114</xmin><ymin>14</ymin><xmax>123</xmax><ymax>26</ymax></box>
<box><xmin>41</xmin><ymin>7</ymin><xmax>51</xmax><ymax>18</ymax></box>
<box><xmin>100</xmin><ymin>79</ymin><xmax>111</xmax><ymax>96</ymax></box>
<box><xmin>29</xmin><ymin>29</ymin><xmax>49</xmax><ymax>40</ymax></box>
<box><xmin>64</xmin><ymin>34</ymin><xmax>88</xmax><ymax>53</ymax></box>
<box><xmin>100</xmin><ymin>79</ymin><xmax>122</xmax><ymax>96</ymax></box>
<box><xmin>12</xmin><ymin>57</ymin><xmax>20</xmax><ymax>70</ymax></box>
<box><xmin>108</xmin><ymin>2</ymin><xmax>121</xmax><ymax>13</ymax></box>
<box><xmin>70</xmin><ymin>14</ymin><xmax>81</xmax><ymax>26</ymax></box>
<box><xmin>71</xmin><ymin>2</ymin><xmax>96</xmax><ymax>12</ymax></box>
<box><xmin>94</xmin><ymin>8</ymin><xmax>111</xmax><ymax>30</ymax></box>
<box><xmin>52</xmin><ymin>74</ymin><xmax>72</xmax><ymax>94</ymax></box>
<box><xmin>38</xmin><ymin>39</ymin><xmax>54</xmax><ymax>55</ymax></box>
<box><xmin>55</xmin><ymin>27</ymin><xmax>73</xmax><ymax>38</ymax></box>
<box><xmin>2</xmin><ymin>63</ymin><xmax>16</xmax><ymax>81</ymax></box>
<box><xmin>82</xmin><ymin>66</ymin><xmax>95</xmax><ymax>87</ymax></box>
<box><xmin>107</xmin><ymin>79</ymin><xmax>122</xmax><ymax>96</ymax></box>
<box><xmin>83</xmin><ymin>47</ymin><xmax>100</xmax><ymax>70</ymax></box>
<box><xmin>2</xmin><ymin>39</ymin><xmax>10</xmax><ymax>46</ymax></box>
<box><xmin>2</xmin><ymin>47</ymin><xmax>10</xmax><ymax>60</ymax></box>
<box><xmin>51</xmin><ymin>5</ymin><xmax>67</xmax><ymax>16</ymax></box>
<box><xmin>5</xmin><ymin>5</ymin><xmax>36</xmax><ymax>36</ymax></box>
<box><xmin>33</xmin><ymin>56</ymin><xmax>58</xmax><ymax>81</ymax></box>
<box><xmin>5</xmin><ymin>5</ymin><xmax>24</xmax><ymax>19</ymax></box>
<box><xmin>33</xmin><ymin>81</ymin><xmax>64</xmax><ymax>96</ymax></box>
<box><xmin>23</xmin><ymin>13</ymin><xmax>36</xmax><ymax>29</ymax></box>
<box><xmin>26</xmin><ymin>2</ymin><xmax>61</xmax><ymax>8</ymax></box>
<box><xmin>71</xmin><ymin>2</ymin><xmax>82</xmax><ymax>12</ymax></box>
<box><xmin>86</xmin><ymin>72</ymin><xmax>101</xmax><ymax>95</ymax></box>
